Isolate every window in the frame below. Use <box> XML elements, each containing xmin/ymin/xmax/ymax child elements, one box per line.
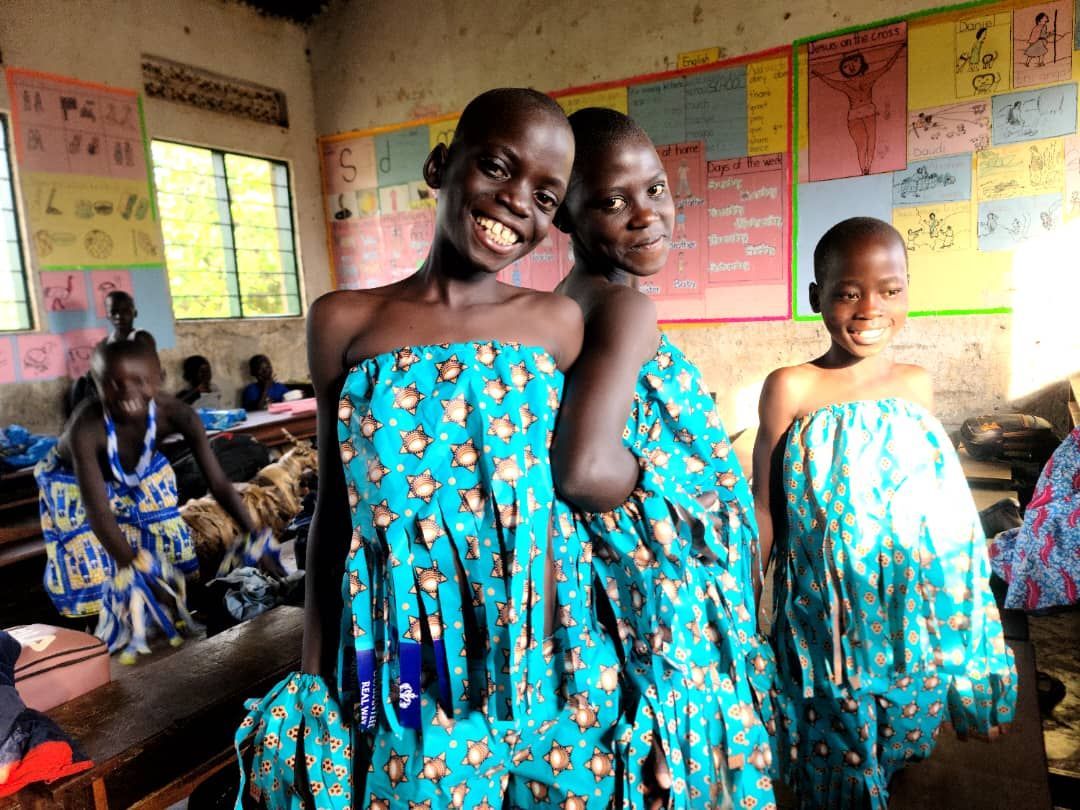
<box><xmin>0</xmin><ymin>114</ymin><xmax>32</xmax><ymax>331</ymax></box>
<box><xmin>151</xmin><ymin>141</ymin><xmax>300</xmax><ymax>319</ymax></box>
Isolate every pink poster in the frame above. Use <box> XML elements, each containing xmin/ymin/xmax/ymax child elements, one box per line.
<box><xmin>808</xmin><ymin>22</ymin><xmax>908</xmax><ymax>181</ymax></box>
<box><xmin>39</xmin><ymin>271</ymin><xmax>89</xmax><ymax>312</ymax></box>
<box><xmin>63</xmin><ymin>327</ymin><xmax>108</xmax><ymax>379</ymax></box>
<box><xmin>7</xmin><ymin>71</ymin><xmax>146</xmax><ymax>179</ymax></box>
<box><xmin>1013</xmin><ymin>2</ymin><xmax>1073</xmax><ymax>88</ymax></box>
<box><xmin>16</xmin><ymin>334</ymin><xmax>65</xmax><ymax>381</ymax></box>
<box><xmin>89</xmin><ymin>270</ymin><xmax>134</xmax><ymax>317</ymax></box>
<box><xmin>0</xmin><ymin>338</ymin><xmax>15</xmax><ymax>385</ymax></box>
<box><xmin>706</xmin><ymin>153</ymin><xmax>787</xmax><ymax>285</ymax></box>
<box><xmin>646</xmin><ymin>141</ymin><xmax>707</xmax><ymax>299</ymax></box>
<box><xmin>529</xmin><ymin>231</ymin><xmax>568</xmax><ymax>292</ymax></box>
<box><xmin>498</xmin><ymin>254</ymin><xmax>534</xmax><ymax>288</ymax></box>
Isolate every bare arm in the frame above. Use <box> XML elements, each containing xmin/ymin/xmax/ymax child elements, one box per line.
<box><xmin>168</xmin><ymin>396</ymin><xmax>257</xmax><ymax>535</ymax></box>
<box><xmin>301</xmin><ymin>293</ymin><xmax>360</xmax><ymax>678</ymax></box>
<box><xmin>750</xmin><ymin>368</ymin><xmax>803</xmax><ymax>608</ymax></box>
<box><xmin>552</xmin><ymin>288</ymin><xmax>658</xmax><ymax>513</ymax></box>
<box><xmin>812</xmin><ymin>69</ymin><xmax>849</xmax><ymax>94</ymax></box>
<box><xmin>68</xmin><ymin>412</ymin><xmax>136</xmax><ymax>567</ymax></box>
<box><xmin>864</xmin><ymin>43</ymin><xmax>907</xmax><ymax>83</ymax></box>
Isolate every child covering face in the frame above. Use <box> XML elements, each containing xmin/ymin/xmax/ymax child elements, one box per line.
<box><xmin>752</xmin><ymin>217</ymin><xmax>1016</xmax><ymax>808</ymax></box>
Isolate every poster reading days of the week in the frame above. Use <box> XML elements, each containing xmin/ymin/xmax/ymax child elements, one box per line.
<box><xmin>706</xmin><ymin>153</ymin><xmax>787</xmax><ymax>286</ymax></box>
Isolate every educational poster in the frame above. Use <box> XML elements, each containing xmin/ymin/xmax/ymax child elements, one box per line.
<box><xmin>991</xmin><ymin>84</ymin><xmax>1078</xmax><ymax>144</ymax></box>
<box><xmin>89</xmin><ymin>269</ymin><xmax>134</xmax><ymax>317</ymax></box>
<box><xmin>955</xmin><ymin>13</ymin><xmax>1012</xmax><ymax>98</ymax></box>
<box><xmin>747</xmin><ymin>57</ymin><xmax>790</xmax><ymax>155</ymax></box>
<box><xmin>62</xmin><ymin>327</ymin><xmax>107</xmax><ymax>379</ymax></box>
<box><xmin>643</xmin><ymin>141</ymin><xmax>706</xmax><ymax>299</ymax></box>
<box><xmin>0</xmin><ymin>339</ymin><xmax>14</xmax><ymax>385</ymax></box>
<box><xmin>908</xmin><ymin>100</ymin><xmax>992</xmax><ymax>160</ymax></box>
<box><xmin>15</xmin><ymin>333</ymin><xmax>64</xmax><ymax>381</ymax></box>
<box><xmin>39</xmin><ymin>270</ymin><xmax>89</xmax><ymax>312</ymax></box>
<box><xmin>892</xmin><ymin>155</ymin><xmax>973</xmax><ymax>204</ymax></box>
<box><xmin>555</xmin><ymin>86</ymin><xmax>628</xmax><ymax>116</ymax></box>
<box><xmin>4</xmin><ymin>68</ymin><xmax>175</xmax><ymax>376</ymax></box>
<box><xmin>976</xmin><ymin>138</ymin><xmax>1065</xmax><ymax>199</ymax></box>
<box><xmin>321</xmin><ymin>47</ymin><xmax>793</xmax><ymax>322</ymax></box>
<box><xmin>893</xmin><ymin>201</ymin><xmax>974</xmax><ymax>252</ymax></box>
<box><xmin>6</xmin><ymin>71</ymin><xmax>164</xmax><ymax>269</ymax></box>
<box><xmin>706</xmin><ymin>153</ymin><xmax>787</xmax><ymax>285</ymax></box>
<box><xmin>978</xmin><ymin>192</ymin><xmax>1063</xmax><ymax>250</ymax></box>
<box><xmin>1013</xmin><ymin>2</ymin><xmax>1073</xmax><ymax>88</ymax></box>
<box><xmin>807</xmin><ymin>22</ymin><xmax>908</xmax><ymax>182</ymax></box>
<box><xmin>1064</xmin><ymin>133</ymin><xmax>1080</xmax><ymax>216</ymax></box>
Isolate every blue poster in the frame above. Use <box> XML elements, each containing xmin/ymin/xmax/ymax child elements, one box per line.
<box><xmin>374</xmin><ymin>126</ymin><xmax>431</xmax><ymax>188</ymax></box>
<box><xmin>991</xmin><ymin>84</ymin><xmax>1078</xmax><ymax>145</ymax></box>
<box><xmin>977</xmin><ymin>193</ymin><xmax>1063</xmax><ymax>251</ymax></box>
<box><xmin>892</xmin><ymin>155</ymin><xmax>973</xmax><ymax>205</ymax></box>
<box><xmin>628</xmin><ymin>78</ymin><xmax>687</xmax><ymax>147</ymax></box>
<box><xmin>684</xmin><ymin>67</ymin><xmax>748</xmax><ymax>160</ymax></box>
<box><xmin>795</xmin><ymin>174</ymin><xmax>894</xmax><ymax>317</ymax></box>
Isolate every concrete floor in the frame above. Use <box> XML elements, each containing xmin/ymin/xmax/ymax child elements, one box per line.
<box><xmin>1031</xmin><ymin>608</ymin><xmax>1080</xmax><ymax>809</ymax></box>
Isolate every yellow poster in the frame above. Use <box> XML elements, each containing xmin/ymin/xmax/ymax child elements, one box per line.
<box><xmin>24</xmin><ymin>172</ymin><xmax>163</xmax><ymax>267</ymax></box>
<box><xmin>976</xmin><ymin>137</ymin><xmax>1065</xmax><ymax>200</ymax></box>
<box><xmin>906</xmin><ymin>249</ymin><xmax>1012</xmax><ymax>312</ymax></box>
<box><xmin>677</xmin><ymin>47</ymin><xmax>722</xmax><ymax>69</ymax></box>
<box><xmin>556</xmin><ymin>87</ymin><xmax>629</xmax><ymax>116</ymax></box>
<box><xmin>747</xmin><ymin>56</ymin><xmax>789</xmax><ymax>155</ymax></box>
<box><xmin>429</xmin><ymin>117</ymin><xmax>459</xmax><ymax>150</ymax></box>
<box><xmin>893</xmin><ymin>200</ymin><xmax>974</xmax><ymax>253</ymax></box>
<box><xmin>1066</xmin><ymin>134</ymin><xmax>1080</xmax><ymax>219</ymax></box>
<box><xmin>954</xmin><ymin>12</ymin><xmax>1012</xmax><ymax>99</ymax></box>
<box><xmin>909</xmin><ymin>21</ymin><xmax>961</xmax><ymax>109</ymax></box>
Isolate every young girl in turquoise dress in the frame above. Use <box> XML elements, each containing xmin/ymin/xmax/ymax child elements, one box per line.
<box><xmin>35</xmin><ymin>340</ymin><xmax>258</xmax><ymax>663</ymax></box>
<box><xmin>552</xmin><ymin>108</ymin><xmax>778</xmax><ymax>810</ymax></box>
<box><xmin>236</xmin><ymin>89</ymin><xmax>626</xmax><ymax>809</ymax></box>
<box><xmin>752</xmin><ymin>217</ymin><xmax>1016</xmax><ymax>808</ymax></box>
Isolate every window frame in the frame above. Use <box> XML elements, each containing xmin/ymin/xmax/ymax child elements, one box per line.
<box><xmin>150</xmin><ymin>138</ymin><xmax>304</xmax><ymax>322</ymax></box>
<box><xmin>0</xmin><ymin>111</ymin><xmax>34</xmax><ymax>333</ymax></box>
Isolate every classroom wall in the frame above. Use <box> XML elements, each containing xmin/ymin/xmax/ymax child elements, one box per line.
<box><xmin>0</xmin><ymin>0</ymin><xmax>329</xmax><ymax>432</ymax></box>
<box><xmin>308</xmin><ymin>0</ymin><xmax>1080</xmax><ymax>432</ymax></box>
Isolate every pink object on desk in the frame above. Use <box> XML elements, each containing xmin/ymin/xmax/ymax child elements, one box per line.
<box><xmin>267</xmin><ymin>397</ymin><xmax>317</xmax><ymax>414</ymax></box>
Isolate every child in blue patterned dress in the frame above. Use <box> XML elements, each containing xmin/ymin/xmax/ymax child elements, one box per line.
<box><xmin>552</xmin><ymin>107</ymin><xmax>778</xmax><ymax>810</ymax></box>
<box><xmin>36</xmin><ymin>339</ymin><xmax>258</xmax><ymax>662</ymax></box>
<box><xmin>752</xmin><ymin>217</ymin><xmax>1016</xmax><ymax>808</ymax></box>
<box><xmin>236</xmin><ymin>89</ymin><xmax>627</xmax><ymax>809</ymax></box>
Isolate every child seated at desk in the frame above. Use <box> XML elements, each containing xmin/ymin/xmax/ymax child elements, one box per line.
<box><xmin>240</xmin><ymin>354</ymin><xmax>290</xmax><ymax>411</ymax></box>
<box><xmin>176</xmin><ymin>354</ymin><xmax>223</xmax><ymax>409</ymax></box>
<box><xmin>36</xmin><ymin>340</ymin><xmax>259</xmax><ymax>663</ymax></box>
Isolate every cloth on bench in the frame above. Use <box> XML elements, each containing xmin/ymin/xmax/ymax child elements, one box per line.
<box><xmin>0</xmin><ymin>631</ymin><xmax>92</xmax><ymax>798</ymax></box>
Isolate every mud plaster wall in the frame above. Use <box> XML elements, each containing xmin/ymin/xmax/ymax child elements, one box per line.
<box><xmin>0</xmin><ymin>0</ymin><xmax>329</xmax><ymax>433</ymax></box>
<box><xmin>307</xmin><ymin>0</ymin><xmax>1080</xmax><ymax>432</ymax></box>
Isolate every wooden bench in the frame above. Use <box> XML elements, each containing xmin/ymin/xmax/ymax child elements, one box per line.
<box><xmin>2</xmin><ymin>605</ymin><xmax>302</xmax><ymax>809</ymax></box>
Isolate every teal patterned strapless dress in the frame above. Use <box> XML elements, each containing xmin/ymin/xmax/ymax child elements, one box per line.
<box><xmin>237</xmin><ymin>342</ymin><xmax>622</xmax><ymax>809</ymax></box>
<box><xmin>771</xmin><ymin>399</ymin><xmax>1017</xmax><ymax>809</ymax></box>
<box><xmin>580</xmin><ymin>334</ymin><xmax>779</xmax><ymax>809</ymax></box>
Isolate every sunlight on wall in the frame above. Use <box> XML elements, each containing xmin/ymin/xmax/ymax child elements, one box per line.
<box><xmin>1008</xmin><ymin>217</ymin><xmax>1080</xmax><ymax>402</ymax></box>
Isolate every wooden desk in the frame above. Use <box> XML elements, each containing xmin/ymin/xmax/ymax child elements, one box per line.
<box><xmin>216</xmin><ymin>407</ymin><xmax>316</xmax><ymax>448</ymax></box>
<box><xmin>3</xmin><ymin>606</ymin><xmax>302</xmax><ymax>809</ymax></box>
<box><xmin>0</xmin><ymin>468</ymin><xmax>43</xmax><ymax>569</ymax></box>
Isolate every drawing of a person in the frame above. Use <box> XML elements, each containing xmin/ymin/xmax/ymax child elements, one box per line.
<box><xmin>967</xmin><ymin>27</ymin><xmax>989</xmax><ymax>72</ymax></box>
<box><xmin>812</xmin><ymin>43</ymin><xmax>906</xmax><ymax>176</ymax></box>
<box><xmin>941</xmin><ymin>225</ymin><xmax>955</xmax><ymax>248</ymax></box>
<box><xmin>1006</xmin><ymin>100</ymin><xmax>1025</xmax><ymax>127</ymax></box>
<box><xmin>980</xmin><ymin>211</ymin><xmax>1000</xmax><ymax>236</ymax></box>
<box><xmin>676</xmin><ymin>159</ymin><xmax>691</xmax><ymax>198</ymax></box>
<box><xmin>1024</xmin><ymin>13</ymin><xmax>1051</xmax><ymax>68</ymax></box>
<box><xmin>927</xmin><ymin>211</ymin><xmax>940</xmax><ymax>240</ymax></box>
<box><xmin>1030</xmin><ymin>144</ymin><xmax>1046</xmax><ymax>186</ymax></box>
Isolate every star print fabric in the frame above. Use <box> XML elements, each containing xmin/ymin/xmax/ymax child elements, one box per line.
<box><xmin>339</xmin><ymin>341</ymin><xmax>622</xmax><ymax>808</ymax></box>
<box><xmin>771</xmin><ymin>398</ymin><xmax>1017</xmax><ymax>808</ymax></box>
<box><xmin>581</xmin><ymin>334</ymin><xmax>780</xmax><ymax>809</ymax></box>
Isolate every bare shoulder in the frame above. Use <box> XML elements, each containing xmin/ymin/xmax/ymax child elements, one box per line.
<box><xmin>154</xmin><ymin>392</ymin><xmax>197</xmax><ymax>432</ymax></box>
<box><xmin>760</xmin><ymin>364</ymin><xmax>817</xmax><ymax>424</ymax></box>
<box><xmin>895</xmin><ymin>362</ymin><xmax>934</xmax><ymax>410</ymax></box>
<box><xmin>505</xmin><ymin>287</ymin><xmax>584</xmax><ymax>370</ymax></box>
<box><xmin>594</xmin><ymin>283</ymin><xmax>657</xmax><ymax>326</ymax></box>
<box><xmin>307</xmin><ymin>288</ymin><xmax>380</xmax><ymax>335</ymax></box>
<box><xmin>65</xmin><ymin>400</ymin><xmax>105</xmax><ymax>454</ymax></box>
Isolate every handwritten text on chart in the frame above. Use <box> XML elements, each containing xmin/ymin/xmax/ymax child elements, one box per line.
<box><xmin>706</xmin><ymin>153</ymin><xmax>786</xmax><ymax>284</ymax></box>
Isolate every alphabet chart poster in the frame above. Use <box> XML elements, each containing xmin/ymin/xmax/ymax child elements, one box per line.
<box><xmin>319</xmin><ymin>47</ymin><xmax>793</xmax><ymax>323</ymax></box>
<box><xmin>3</xmin><ymin>68</ymin><xmax>175</xmax><ymax>384</ymax></box>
